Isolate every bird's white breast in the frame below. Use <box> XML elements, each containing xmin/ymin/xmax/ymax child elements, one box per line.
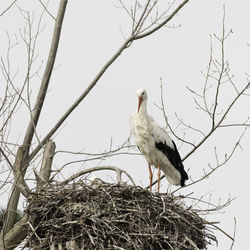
<box><xmin>130</xmin><ymin>113</ymin><xmax>161</xmax><ymax>165</ymax></box>
<box><xmin>130</xmin><ymin>112</ymin><xmax>181</xmax><ymax>185</ymax></box>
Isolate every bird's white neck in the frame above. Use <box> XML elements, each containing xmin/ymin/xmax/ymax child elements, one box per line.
<box><xmin>138</xmin><ymin>99</ymin><xmax>148</xmax><ymax>118</ymax></box>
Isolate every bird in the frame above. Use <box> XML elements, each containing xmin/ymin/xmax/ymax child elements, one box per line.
<box><xmin>130</xmin><ymin>88</ymin><xmax>188</xmax><ymax>192</ymax></box>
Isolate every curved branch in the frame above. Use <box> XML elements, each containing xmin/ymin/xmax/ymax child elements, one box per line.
<box><xmin>61</xmin><ymin>166</ymin><xmax>136</xmax><ymax>186</ymax></box>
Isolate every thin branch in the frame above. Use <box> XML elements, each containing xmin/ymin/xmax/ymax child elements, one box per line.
<box><xmin>23</xmin><ymin>0</ymin><xmax>67</xmax><ymax>149</ymax></box>
<box><xmin>172</xmin><ymin>127</ymin><xmax>247</xmax><ymax>193</ymax></box>
<box><xmin>0</xmin><ymin>147</ymin><xmax>13</xmax><ymax>171</ymax></box>
<box><xmin>29</xmin><ymin>1</ymin><xmax>190</xmax><ymax>161</ymax></box>
<box><xmin>216</xmin><ymin>82</ymin><xmax>250</xmax><ymax>127</ymax></box>
<box><xmin>28</xmin><ymin>33</ymin><xmax>134</xmax><ymax>161</ymax></box>
<box><xmin>0</xmin><ymin>0</ymin><xmax>17</xmax><ymax>17</ymax></box>
<box><xmin>60</xmin><ymin>166</ymin><xmax>136</xmax><ymax>186</ymax></box>
<box><xmin>149</xmin><ymin>78</ymin><xmax>249</xmax><ymax>190</ymax></box>
<box><xmin>118</xmin><ymin>0</ymin><xmax>136</xmax><ymax>25</ymax></box>
<box><xmin>38</xmin><ymin>0</ymin><xmax>56</xmax><ymax>20</ymax></box>
<box><xmin>212</xmin><ymin>5</ymin><xmax>226</xmax><ymax>128</ymax></box>
<box><xmin>159</xmin><ymin>79</ymin><xmax>196</xmax><ymax>147</ymax></box>
<box><xmin>134</xmin><ymin>0</ymin><xmax>189</xmax><ymax>40</ymax></box>
<box><xmin>2</xmin><ymin>0</ymin><xmax>68</xmax><ymax>237</ymax></box>
<box><xmin>132</xmin><ymin>0</ymin><xmax>151</xmax><ymax>35</ymax></box>
<box><xmin>230</xmin><ymin>217</ymin><xmax>237</xmax><ymax>250</ymax></box>
<box><xmin>203</xmin><ymin>218</ymin><xmax>234</xmax><ymax>241</ymax></box>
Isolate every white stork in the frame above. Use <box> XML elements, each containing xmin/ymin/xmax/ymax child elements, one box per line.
<box><xmin>130</xmin><ymin>88</ymin><xmax>188</xmax><ymax>192</ymax></box>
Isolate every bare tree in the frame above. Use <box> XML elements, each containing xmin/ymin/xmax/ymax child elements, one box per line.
<box><xmin>0</xmin><ymin>1</ymin><xmax>191</xmax><ymax>249</ymax></box>
<box><xmin>0</xmin><ymin>1</ymin><xmax>248</xmax><ymax>249</ymax></box>
<box><xmin>151</xmin><ymin>6</ymin><xmax>250</xmax><ymax>193</ymax></box>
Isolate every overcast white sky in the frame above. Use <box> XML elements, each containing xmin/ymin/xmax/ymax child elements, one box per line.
<box><xmin>1</xmin><ymin>1</ymin><xmax>250</xmax><ymax>249</ymax></box>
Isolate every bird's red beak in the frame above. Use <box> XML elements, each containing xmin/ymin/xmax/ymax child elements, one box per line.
<box><xmin>137</xmin><ymin>96</ymin><xmax>142</xmax><ymax>113</ymax></box>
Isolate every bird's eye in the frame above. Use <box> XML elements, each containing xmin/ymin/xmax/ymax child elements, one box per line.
<box><xmin>142</xmin><ymin>92</ymin><xmax>144</xmax><ymax>95</ymax></box>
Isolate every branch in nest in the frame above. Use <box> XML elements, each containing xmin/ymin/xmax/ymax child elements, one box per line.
<box><xmin>60</xmin><ymin>165</ymin><xmax>136</xmax><ymax>186</ymax></box>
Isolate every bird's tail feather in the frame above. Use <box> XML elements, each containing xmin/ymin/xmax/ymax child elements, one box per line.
<box><xmin>180</xmin><ymin>169</ymin><xmax>188</xmax><ymax>187</ymax></box>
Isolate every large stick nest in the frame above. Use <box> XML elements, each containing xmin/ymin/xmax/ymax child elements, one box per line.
<box><xmin>26</xmin><ymin>181</ymin><xmax>216</xmax><ymax>249</ymax></box>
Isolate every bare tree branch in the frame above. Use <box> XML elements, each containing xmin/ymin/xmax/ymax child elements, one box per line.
<box><xmin>34</xmin><ymin>140</ymin><xmax>56</xmax><ymax>188</ymax></box>
<box><xmin>29</xmin><ymin>34</ymin><xmax>135</xmax><ymax>161</ymax></box>
<box><xmin>0</xmin><ymin>147</ymin><xmax>13</xmax><ymax>171</ymax></box>
<box><xmin>38</xmin><ymin>0</ymin><xmax>56</xmax><ymax>20</ymax></box>
<box><xmin>0</xmin><ymin>214</ymin><xmax>28</xmax><ymax>250</ymax></box>
<box><xmin>1</xmin><ymin>0</ymin><xmax>68</xmax><ymax>238</ymax></box>
<box><xmin>2</xmin><ymin>146</ymin><xmax>28</xmax><ymax>236</ymax></box>
<box><xmin>134</xmin><ymin>0</ymin><xmax>189</xmax><ymax>40</ymax></box>
<box><xmin>148</xmin><ymin>7</ymin><xmax>250</xmax><ymax>190</ymax></box>
<box><xmin>61</xmin><ymin>166</ymin><xmax>136</xmax><ymax>186</ymax></box>
<box><xmin>1</xmin><ymin>2</ymin><xmax>245</xmax><ymax>249</ymax></box>
<box><xmin>203</xmin><ymin>217</ymin><xmax>234</xmax><ymax>241</ymax></box>
<box><xmin>172</xmin><ymin>127</ymin><xmax>247</xmax><ymax>193</ymax></box>
<box><xmin>0</xmin><ymin>0</ymin><xmax>17</xmax><ymax>17</ymax></box>
<box><xmin>23</xmin><ymin>0</ymin><xmax>67</xmax><ymax>150</ymax></box>
<box><xmin>230</xmin><ymin>217</ymin><xmax>237</xmax><ymax>250</ymax></box>
<box><xmin>29</xmin><ymin>0</ymin><xmax>189</xmax><ymax>161</ymax></box>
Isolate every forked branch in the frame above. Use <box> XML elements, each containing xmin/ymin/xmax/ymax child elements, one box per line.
<box><xmin>29</xmin><ymin>0</ymin><xmax>189</xmax><ymax>161</ymax></box>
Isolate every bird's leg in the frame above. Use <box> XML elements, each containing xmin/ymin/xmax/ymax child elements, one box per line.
<box><xmin>157</xmin><ymin>162</ymin><xmax>161</xmax><ymax>193</ymax></box>
<box><xmin>148</xmin><ymin>163</ymin><xmax>153</xmax><ymax>191</ymax></box>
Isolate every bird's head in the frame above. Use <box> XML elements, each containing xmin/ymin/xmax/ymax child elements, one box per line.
<box><xmin>136</xmin><ymin>88</ymin><xmax>147</xmax><ymax>113</ymax></box>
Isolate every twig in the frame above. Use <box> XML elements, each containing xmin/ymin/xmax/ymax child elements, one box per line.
<box><xmin>60</xmin><ymin>165</ymin><xmax>136</xmax><ymax>186</ymax></box>
<box><xmin>230</xmin><ymin>217</ymin><xmax>237</xmax><ymax>250</ymax></box>
<box><xmin>134</xmin><ymin>0</ymin><xmax>189</xmax><ymax>40</ymax></box>
<box><xmin>38</xmin><ymin>0</ymin><xmax>56</xmax><ymax>20</ymax></box>
<box><xmin>0</xmin><ymin>147</ymin><xmax>13</xmax><ymax>171</ymax></box>
<box><xmin>0</xmin><ymin>0</ymin><xmax>17</xmax><ymax>17</ymax></box>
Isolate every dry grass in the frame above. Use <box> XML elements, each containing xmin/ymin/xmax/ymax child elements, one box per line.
<box><xmin>26</xmin><ymin>181</ymin><xmax>216</xmax><ymax>249</ymax></box>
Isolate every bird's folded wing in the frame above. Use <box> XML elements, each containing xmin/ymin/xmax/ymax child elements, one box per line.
<box><xmin>149</xmin><ymin>120</ymin><xmax>174</xmax><ymax>149</ymax></box>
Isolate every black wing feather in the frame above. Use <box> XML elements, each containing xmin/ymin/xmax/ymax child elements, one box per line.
<box><xmin>155</xmin><ymin>140</ymin><xmax>188</xmax><ymax>186</ymax></box>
